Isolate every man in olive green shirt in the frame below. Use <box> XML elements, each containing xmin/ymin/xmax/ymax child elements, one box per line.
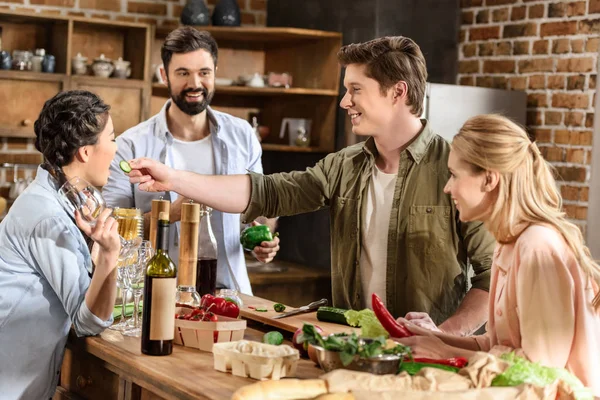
<box><xmin>127</xmin><ymin>36</ymin><xmax>496</xmax><ymax>336</ymax></box>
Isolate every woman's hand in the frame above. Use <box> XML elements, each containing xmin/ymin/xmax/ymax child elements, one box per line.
<box><xmin>395</xmin><ymin>335</ymin><xmax>463</xmax><ymax>359</ymax></box>
<box><xmin>76</xmin><ymin>208</ymin><xmax>120</xmax><ymax>257</ymax></box>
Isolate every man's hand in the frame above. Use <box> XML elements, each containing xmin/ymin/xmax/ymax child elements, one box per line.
<box><xmin>403</xmin><ymin>312</ymin><xmax>443</xmax><ymax>333</ymax></box>
<box><xmin>250</xmin><ymin>221</ymin><xmax>280</xmax><ymax>263</ymax></box>
<box><xmin>394</xmin><ymin>335</ymin><xmax>464</xmax><ymax>359</ymax></box>
<box><xmin>128</xmin><ymin>158</ymin><xmax>174</xmax><ymax>192</ymax></box>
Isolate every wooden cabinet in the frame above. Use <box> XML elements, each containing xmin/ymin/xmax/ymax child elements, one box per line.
<box><xmin>0</xmin><ymin>10</ymin><xmax>153</xmax><ymax>138</ymax></box>
<box><xmin>151</xmin><ymin>26</ymin><xmax>342</xmax><ymax>153</ymax></box>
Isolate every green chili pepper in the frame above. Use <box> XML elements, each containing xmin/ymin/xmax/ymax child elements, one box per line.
<box><xmin>274</xmin><ymin>303</ymin><xmax>286</xmax><ymax>312</ymax></box>
<box><xmin>240</xmin><ymin>225</ymin><xmax>279</xmax><ymax>251</ymax></box>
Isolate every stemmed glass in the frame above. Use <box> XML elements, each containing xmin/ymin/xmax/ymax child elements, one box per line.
<box><xmin>58</xmin><ymin>176</ymin><xmax>142</xmax><ymax>258</ymax></box>
<box><xmin>123</xmin><ymin>240</ymin><xmax>153</xmax><ymax>337</ymax></box>
<box><xmin>109</xmin><ymin>262</ymin><xmax>132</xmax><ymax>331</ymax></box>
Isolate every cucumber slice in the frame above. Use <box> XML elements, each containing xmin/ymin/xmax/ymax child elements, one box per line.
<box><xmin>119</xmin><ymin>160</ymin><xmax>132</xmax><ymax>173</ymax></box>
<box><xmin>317</xmin><ymin>306</ymin><xmax>350</xmax><ymax>325</ymax></box>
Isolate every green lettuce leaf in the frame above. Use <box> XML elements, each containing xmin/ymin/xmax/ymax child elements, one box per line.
<box><xmin>491</xmin><ymin>352</ymin><xmax>592</xmax><ymax>400</ymax></box>
<box><xmin>344</xmin><ymin>309</ymin><xmax>389</xmax><ymax>338</ymax></box>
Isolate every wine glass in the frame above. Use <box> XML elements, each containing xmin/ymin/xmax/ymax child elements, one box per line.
<box><xmin>123</xmin><ymin>240</ymin><xmax>153</xmax><ymax>337</ymax></box>
<box><xmin>58</xmin><ymin>177</ymin><xmax>142</xmax><ymax>257</ymax></box>
<box><xmin>109</xmin><ymin>263</ymin><xmax>132</xmax><ymax>331</ymax></box>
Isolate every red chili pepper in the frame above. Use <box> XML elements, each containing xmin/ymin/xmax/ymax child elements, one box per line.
<box><xmin>200</xmin><ymin>294</ymin><xmax>240</xmax><ymax>319</ymax></box>
<box><xmin>412</xmin><ymin>357</ymin><xmax>468</xmax><ymax>368</ymax></box>
<box><xmin>371</xmin><ymin>293</ymin><xmax>413</xmax><ymax>338</ymax></box>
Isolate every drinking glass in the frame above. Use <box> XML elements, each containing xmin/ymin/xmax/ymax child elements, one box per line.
<box><xmin>58</xmin><ymin>177</ymin><xmax>142</xmax><ymax>257</ymax></box>
<box><xmin>123</xmin><ymin>240</ymin><xmax>153</xmax><ymax>337</ymax></box>
<box><xmin>109</xmin><ymin>263</ymin><xmax>132</xmax><ymax>331</ymax></box>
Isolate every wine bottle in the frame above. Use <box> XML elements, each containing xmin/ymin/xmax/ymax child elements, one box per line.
<box><xmin>141</xmin><ymin>211</ymin><xmax>177</xmax><ymax>356</ymax></box>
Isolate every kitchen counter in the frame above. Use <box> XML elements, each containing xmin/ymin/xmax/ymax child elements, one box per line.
<box><xmin>247</xmin><ymin>258</ymin><xmax>331</xmax><ymax>307</ymax></box>
<box><xmin>53</xmin><ymin>295</ymin><xmax>349</xmax><ymax>400</ymax></box>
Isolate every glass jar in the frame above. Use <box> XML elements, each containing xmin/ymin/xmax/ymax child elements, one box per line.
<box><xmin>113</xmin><ymin>207</ymin><xmax>143</xmax><ymax>240</ymax></box>
<box><xmin>176</xmin><ymin>285</ymin><xmax>201</xmax><ymax>307</ymax></box>
<box><xmin>217</xmin><ymin>288</ymin><xmax>243</xmax><ymax>308</ymax></box>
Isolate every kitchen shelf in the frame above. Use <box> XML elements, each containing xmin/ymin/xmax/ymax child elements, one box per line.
<box><xmin>0</xmin><ymin>70</ymin><xmax>67</xmax><ymax>82</ymax></box>
<box><xmin>261</xmin><ymin>144</ymin><xmax>328</xmax><ymax>153</ymax></box>
<box><xmin>0</xmin><ymin>127</ymin><xmax>35</xmax><ymax>139</ymax></box>
<box><xmin>152</xmin><ymin>83</ymin><xmax>337</xmax><ymax>97</ymax></box>
<box><xmin>72</xmin><ymin>76</ymin><xmax>148</xmax><ymax>89</ymax></box>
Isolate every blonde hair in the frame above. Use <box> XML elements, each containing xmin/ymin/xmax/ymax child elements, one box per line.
<box><xmin>452</xmin><ymin>114</ymin><xmax>600</xmax><ymax>308</ymax></box>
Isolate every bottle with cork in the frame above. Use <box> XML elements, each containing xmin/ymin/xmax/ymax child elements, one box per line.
<box><xmin>175</xmin><ymin>201</ymin><xmax>201</xmax><ymax>306</ymax></box>
<box><xmin>141</xmin><ymin>211</ymin><xmax>177</xmax><ymax>356</ymax></box>
<box><xmin>149</xmin><ymin>198</ymin><xmax>170</xmax><ymax>250</ymax></box>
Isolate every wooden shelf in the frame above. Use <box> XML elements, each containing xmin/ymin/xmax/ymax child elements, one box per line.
<box><xmin>0</xmin><ymin>127</ymin><xmax>35</xmax><ymax>138</ymax></box>
<box><xmin>152</xmin><ymin>83</ymin><xmax>337</xmax><ymax>97</ymax></box>
<box><xmin>261</xmin><ymin>143</ymin><xmax>327</xmax><ymax>153</ymax></box>
<box><xmin>72</xmin><ymin>76</ymin><xmax>147</xmax><ymax>88</ymax></box>
<box><xmin>0</xmin><ymin>70</ymin><xmax>67</xmax><ymax>82</ymax></box>
<box><xmin>155</xmin><ymin>26</ymin><xmax>341</xmax><ymax>43</ymax></box>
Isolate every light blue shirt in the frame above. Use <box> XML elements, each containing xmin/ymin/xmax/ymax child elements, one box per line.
<box><xmin>0</xmin><ymin>167</ymin><xmax>113</xmax><ymax>400</ymax></box>
<box><xmin>102</xmin><ymin>101</ymin><xmax>263</xmax><ymax>295</ymax></box>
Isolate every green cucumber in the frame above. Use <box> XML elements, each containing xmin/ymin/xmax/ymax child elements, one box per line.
<box><xmin>316</xmin><ymin>306</ymin><xmax>350</xmax><ymax>326</ymax></box>
<box><xmin>119</xmin><ymin>160</ymin><xmax>132</xmax><ymax>173</ymax></box>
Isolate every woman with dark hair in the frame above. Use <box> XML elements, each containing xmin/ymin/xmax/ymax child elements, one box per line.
<box><xmin>0</xmin><ymin>90</ymin><xmax>121</xmax><ymax>399</ymax></box>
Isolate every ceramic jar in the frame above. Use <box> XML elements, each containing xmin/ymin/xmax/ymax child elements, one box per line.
<box><xmin>91</xmin><ymin>54</ymin><xmax>114</xmax><ymax>78</ymax></box>
<box><xmin>212</xmin><ymin>0</ymin><xmax>241</xmax><ymax>26</ymax></box>
<box><xmin>181</xmin><ymin>0</ymin><xmax>210</xmax><ymax>25</ymax></box>
<box><xmin>71</xmin><ymin>52</ymin><xmax>88</xmax><ymax>75</ymax></box>
<box><xmin>113</xmin><ymin>57</ymin><xmax>131</xmax><ymax>79</ymax></box>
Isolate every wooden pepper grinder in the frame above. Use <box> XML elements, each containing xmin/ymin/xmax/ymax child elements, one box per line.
<box><xmin>149</xmin><ymin>199</ymin><xmax>170</xmax><ymax>249</ymax></box>
<box><xmin>176</xmin><ymin>201</ymin><xmax>201</xmax><ymax>306</ymax></box>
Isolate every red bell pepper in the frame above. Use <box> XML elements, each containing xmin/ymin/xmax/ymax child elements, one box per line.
<box><xmin>200</xmin><ymin>294</ymin><xmax>240</xmax><ymax>319</ymax></box>
<box><xmin>372</xmin><ymin>293</ymin><xmax>413</xmax><ymax>338</ymax></box>
<box><xmin>412</xmin><ymin>357</ymin><xmax>468</xmax><ymax>368</ymax></box>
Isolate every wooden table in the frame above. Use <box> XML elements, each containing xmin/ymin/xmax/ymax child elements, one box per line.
<box><xmin>53</xmin><ymin>295</ymin><xmax>354</xmax><ymax>400</ymax></box>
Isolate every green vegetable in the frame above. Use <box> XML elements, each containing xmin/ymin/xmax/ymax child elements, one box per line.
<box><xmin>344</xmin><ymin>309</ymin><xmax>389</xmax><ymax>338</ymax></box>
<box><xmin>317</xmin><ymin>307</ymin><xmax>349</xmax><ymax>325</ymax></box>
<box><xmin>119</xmin><ymin>160</ymin><xmax>132</xmax><ymax>173</ymax></box>
<box><xmin>255</xmin><ymin>307</ymin><xmax>268</xmax><ymax>312</ymax></box>
<box><xmin>399</xmin><ymin>361</ymin><xmax>459</xmax><ymax>375</ymax></box>
<box><xmin>263</xmin><ymin>331</ymin><xmax>284</xmax><ymax>345</ymax></box>
<box><xmin>240</xmin><ymin>225</ymin><xmax>279</xmax><ymax>251</ymax></box>
<box><xmin>297</xmin><ymin>324</ymin><xmax>410</xmax><ymax>367</ymax></box>
<box><xmin>491</xmin><ymin>352</ymin><xmax>592</xmax><ymax>400</ymax></box>
<box><xmin>274</xmin><ymin>303</ymin><xmax>286</xmax><ymax>312</ymax></box>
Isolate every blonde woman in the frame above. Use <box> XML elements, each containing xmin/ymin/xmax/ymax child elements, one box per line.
<box><xmin>397</xmin><ymin>114</ymin><xmax>600</xmax><ymax>395</ymax></box>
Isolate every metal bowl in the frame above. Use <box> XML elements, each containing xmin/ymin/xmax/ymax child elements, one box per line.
<box><xmin>310</xmin><ymin>337</ymin><xmax>403</xmax><ymax>375</ymax></box>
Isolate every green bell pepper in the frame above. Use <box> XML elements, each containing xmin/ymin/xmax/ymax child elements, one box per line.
<box><xmin>240</xmin><ymin>225</ymin><xmax>278</xmax><ymax>251</ymax></box>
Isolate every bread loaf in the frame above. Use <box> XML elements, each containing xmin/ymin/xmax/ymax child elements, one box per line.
<box><xmin>232</xmin><ymin>379</ymin><xmax>327</xmax><ymax>400</ymax></box>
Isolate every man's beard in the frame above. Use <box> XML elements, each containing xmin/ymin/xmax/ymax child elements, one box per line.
<box><xmin>169</xmin><ymin>83</ymin><xmax>215</xmax><ymax>116</ymax></box>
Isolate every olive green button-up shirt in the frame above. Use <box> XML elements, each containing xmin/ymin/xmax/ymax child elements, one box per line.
<box><xmin>243</xmin><ymin>120</ymin><xmax>495</xmax><ymax>323</ymax></box>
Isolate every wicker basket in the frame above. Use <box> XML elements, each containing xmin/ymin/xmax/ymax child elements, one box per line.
<box><xmin>174</xmin><ymin>307</ymin><xmax>247</xmax><ymax>352</ymax></box>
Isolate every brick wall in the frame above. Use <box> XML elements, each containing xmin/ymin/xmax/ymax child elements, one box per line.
<box><xmin>458</xmin><ymin>0</ymin><xmax>600</xmax><ymax>233</ymax></box>
<box><xmin>0</xmin><ymin>0</ymin><xmax>266</xmax><ymax>199</ymax></box>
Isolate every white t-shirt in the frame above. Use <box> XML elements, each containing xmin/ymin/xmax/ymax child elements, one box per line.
<box><xmin>360</xmin><ymin>165</ymin><xmax>397</xmax><ymax>308</ymax></box>
<box><xmin>170</xmin><ymin>135</ymin><xmax>215</xmax><ymax>175</ymax></box>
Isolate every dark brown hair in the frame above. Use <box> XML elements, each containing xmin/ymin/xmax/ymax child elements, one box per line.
<box><xmin>337</xmin><ymin>36</ymin><xmax>427</xmax><ymax>116</ymax></box>
<box><xmin>161</xmin><ymin>27</ymin><xmax>218</xmax><ymax>73</ymax></box>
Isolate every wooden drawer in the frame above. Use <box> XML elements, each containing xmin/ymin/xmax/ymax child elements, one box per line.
<box><xmin>60</xmin><ymin>347</ymin><xmax>121</xmax><ymax>400</ymax></box>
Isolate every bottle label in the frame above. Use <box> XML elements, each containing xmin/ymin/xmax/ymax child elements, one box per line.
<box><xmin>149</xmin><ymin>277</ymin><xmax>177</xmax><ymax>340</ymax></box>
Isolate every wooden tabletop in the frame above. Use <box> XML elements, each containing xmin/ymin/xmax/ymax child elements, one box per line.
<box><xmin>70</xmin><ymin>327</ymin><xmax>323</xmax><ymax>400</ymax></box>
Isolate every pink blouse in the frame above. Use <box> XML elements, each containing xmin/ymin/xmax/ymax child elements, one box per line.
<box><xmin>474</xmin><ymin>224</ymin><xmax>600</xmax><ymax>395</ymax></box>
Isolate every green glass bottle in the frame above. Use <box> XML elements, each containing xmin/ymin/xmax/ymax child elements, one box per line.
<box><xmin>141</xmin><ymin>211</ymin><xmax>177</xmax><ymax>356</ymax></box>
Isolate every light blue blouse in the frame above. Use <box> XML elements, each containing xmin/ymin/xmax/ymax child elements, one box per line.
<box><xmin>0</xmin><ymin>167</ymin><xmax>113</xmax><ymax>400</ymax></box>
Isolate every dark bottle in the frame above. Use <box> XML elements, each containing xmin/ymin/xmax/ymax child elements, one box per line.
<box><xmin>196</xmin><ymin>205</ymin><xmax>218</xmax><ymax>296</ymax></box>
<box><xmin>141</xmin><ymin>211</ymin><xmax>177</xmax><ymax>356</ymax></box>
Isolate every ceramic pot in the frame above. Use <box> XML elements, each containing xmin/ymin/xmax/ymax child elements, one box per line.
<box><xmin>212</xmin><ymin>0</ymin><xmax>241</xmax><ymax>26</ymax></box>
<box><xmin>72</xmin><ymin>52</ymin><xmax>88</xmax><ymax>75</ymax></box>
<box><xmin>113</xmin><ymin>57</ymin><xmax>131</xmax><ymax>79</ymax></box>
<box><xmin>181</xmin><ymin>0</ymin><xmax>210</xmax><ymax>26</ymax></box>
<box><xmin>92</xmin><ymin>54</ymin><xmax>114</xmax><ymax>78</ymax></box>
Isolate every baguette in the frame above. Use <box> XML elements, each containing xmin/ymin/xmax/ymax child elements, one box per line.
<box><xmin>232</xmin><ymin>379</ymin><xmax>327</xmax><ymax>400</ymax></box>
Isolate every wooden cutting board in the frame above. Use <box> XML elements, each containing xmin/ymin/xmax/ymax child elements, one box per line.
<box><xmin>238</xmin><ymin>294</ymin><xmax>359</xmax><ymax>335</ymax></box>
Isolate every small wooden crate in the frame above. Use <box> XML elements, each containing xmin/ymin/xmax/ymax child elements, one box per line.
<box><xmin>174</xmin><ymin>307</ymin><xmax>247</xmax><ymax>352</ymax></box>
